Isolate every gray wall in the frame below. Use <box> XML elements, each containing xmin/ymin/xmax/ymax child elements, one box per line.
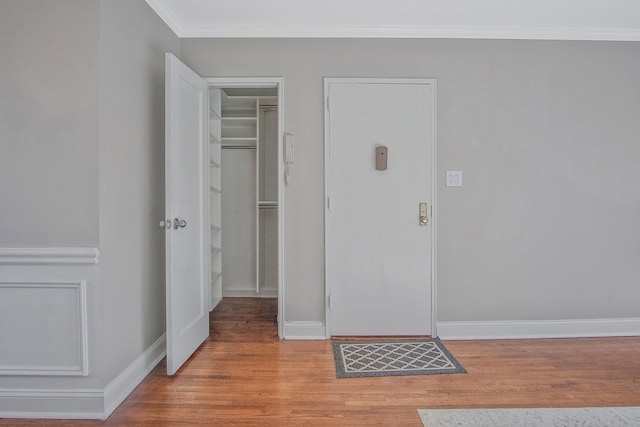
<box><xmin>0</xmin><ymin>0</ymin><xmax>178</xmax><ymax>406</ymax></box>
<box><xmin>0</xmin><ymin>0</ymin><xmax>99</xmax><ymax>246</ymax></box>
<box><xmin>98</xmin><ymin>0</ymin><xmax>179</xmax><ymax>383</ymax></box>
<box><xmin>180</xmin><ymin>39</ymin><xmax>640</xmax><ymax>323</ymax></box>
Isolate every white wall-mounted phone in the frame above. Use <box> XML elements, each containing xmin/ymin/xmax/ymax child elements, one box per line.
<box><xmin>284</xmin><ymin>133</ymin><xmax>295</xmax><ymax>163</ymax></box>
<box><xmin>284</xmin><ymin>133</ymin><xmax>294</xmax><ymax>184</ymax></box>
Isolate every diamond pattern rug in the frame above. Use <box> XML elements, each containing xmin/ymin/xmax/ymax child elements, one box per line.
<box><xmin>332</xmin><ymin>338</ymin><xmax>466</xmax><ymax>378</ymax></box>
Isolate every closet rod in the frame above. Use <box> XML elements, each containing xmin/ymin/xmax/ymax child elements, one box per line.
<box><xmin>259</xmin><ymin>205</ymin><xmax>278</xmax><ymax>210</ymax></box>
<box><xmin>221</xmin><ymin>145</ymin><xmax>256</xmax><ymax>150</ymax></box>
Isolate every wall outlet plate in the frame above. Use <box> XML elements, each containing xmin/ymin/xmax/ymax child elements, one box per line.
<box><xmin>446</xmin><ymin>171</ymin><xmax>463</xmax><ymax>187</ymax></box>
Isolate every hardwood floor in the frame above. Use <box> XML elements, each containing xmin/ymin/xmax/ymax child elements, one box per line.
<box><xmin>2</xmin><ymin>297</ymin><xmax>640</xmax><ymax>426</ymax></box>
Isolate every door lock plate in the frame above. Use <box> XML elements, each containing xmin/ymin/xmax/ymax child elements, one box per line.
<box><xmin>419</xmin><ymin>203</ymin><xmax>428</xmax><ymax>225</ymax></box>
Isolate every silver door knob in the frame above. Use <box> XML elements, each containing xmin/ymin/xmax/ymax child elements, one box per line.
<box><xmin>159</xmin><ymin>219</ymin><xmax>171</xmax><ymax>229</ymax></box>
<box><xmin>173</xmin><ymin>218</ymin><xmax>187</xmax><ymax>229</ymax></box>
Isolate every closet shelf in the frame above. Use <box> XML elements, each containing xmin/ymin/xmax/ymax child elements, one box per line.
<box><xmin>258</xmin><ymin>201</ymin><xmax>278</xmax><ymax>208</ymax></box>
<box><xmin>222</xmin><ymin>137</ymin><xmax>257</xmax><ymax>150</ymax></box>
<box><xmin>222</xmin><ymin>137</ymin><xmax>257</xmax><ymax>142</ymax></box>
<box><xmin>222</xmin><ymin>117</ymin><xmax>257</xmax><ymax>122</ymax></box>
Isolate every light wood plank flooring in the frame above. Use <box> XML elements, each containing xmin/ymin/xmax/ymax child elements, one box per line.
<box><xmin>2</xmin><ymin>297</ymin><xmax>640</xmax><ymax>426</ymax></box>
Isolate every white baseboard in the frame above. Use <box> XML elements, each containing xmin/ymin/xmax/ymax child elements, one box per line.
<box><xmin>222</xmin><ymin>289</ymin><xmax>277</xmax><ymax>298</ymax></box>
<box><xmin>0</xmin><ymin>389</ymin><xmax>104</xmax><ymax>419</ymax></box>
<box><xmin>0</xmin><ymin>334</ymin><xmax>166</xmax><ymax>420</ymax></box>
<box><xmin>0</xmin><ymin>410</ymin><xmax>105</xmax><ymax>420</ymax></box>
<box><xmin>283</xmin><ymin>321</ymin><xmax>326</xmax><ymax>340</ymax></box>
<box><xmin>103</xmin><ymin>334</ymin><xmax>166</xmax><ymax>419</ymax></box>
<box><xmin>438</xmin><ymin>318</ymin><xmax>640</xmax><ymax>340</ymax></box>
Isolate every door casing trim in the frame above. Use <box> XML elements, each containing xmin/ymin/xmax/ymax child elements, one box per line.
<box><xmin>204</xmin><ymin>77</ymin><xmax>285</xmax><ymax>339</ymax></box>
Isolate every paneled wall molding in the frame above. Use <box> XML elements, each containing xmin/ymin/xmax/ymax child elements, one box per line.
<box><xmin>0</xmin><ymin>335</ymin><xmax>166</xmax><ymax>420</ymax></box>
<box><xmin>438</xmin><ymin>318</ymin><xmax>640</xmax><ymax>340</ymax></box>
<box><xmin>0</xmin><ymin>281</ymin><xmax>89</xmax><ymax>376</ymax></box>
<box><xmin>0</xmin><ymin>247</ymin><xmax>99</xmax><ymax>265</ymax></box>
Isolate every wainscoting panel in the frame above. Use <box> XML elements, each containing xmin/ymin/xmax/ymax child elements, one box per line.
<box><xmin>0</xmin><ymin>281</ymin><xmax>88</xmax><ymax>376</ymax></box>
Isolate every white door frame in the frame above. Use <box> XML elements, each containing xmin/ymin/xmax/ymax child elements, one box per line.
<box><xmin>323</xmin><ymin>77</ymin><xmax>438</xmax><ymax>338</ymax></box>
<box><xmin>204</xmin><ymin>77</ymin><xmax>285</xmax><ymax>339</ymax></box>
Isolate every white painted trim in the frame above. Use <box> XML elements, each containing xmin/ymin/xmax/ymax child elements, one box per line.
<box><xmin>0</xmin><ymin>389</ymin><xmax>103</xmax><ymax>398</ymax></box>
<box><xmin>323</xmin><ymin>78</ymin><xmax>437</xmax><ymax>338</ymax></box>
<box><xmin>204</xmin><ymin>77</ymin><xmax>285</xmax><ymax>339</ymax></box>
<box><xmin>323</xmin><ymin>78</ymin><xmax>331</xmax><ymax>338</ymax></box>
<box><xmin>0</xmin><ymin>281</ymin><xmax>89</xmax><ymax>376</ymax></box>
<box><xmin>283</xmin><ymin>322</ymin><xmax>327</xmax><ymax>340</ymax></box>
<box><xmin>276</xmin><ymin>80</ymin><xmax>285</xmax><ymax>340</ymax></box>
<box><xmin>0</xmin><ymin>411</ymin><xmax>104</xmax><ymax>420</ymax></box>
<box><xmin>430</xmin><ymin>80</ymin><xmax>438</xmax><ymax>339</ymax></box>
<box><xmin>438</xmin><ymin>318</ymin><xmax>640</xmax><ymax>340</ymax></box>
<box><xmin>176</xmin><ymin>24</ymin><xmax>640</xmax><ymax>42</ymax></box>
<box><xmin>0</xmin><ymin>388</ymin><xmax>103</xmax><ymax>420</ymax></box>
<box><xmin>103</xmin><ymin>334</ymin><xmax>167</xmax><ymax>419</ymax></box>
<box><xmin>222</xmin><ymin>289</ymin><xmax>278</xmax><ymax>298</ymax></box>
<box><xmin>0</xmin><ymin>335</ymin><xmax>166</xmax><ymax>420</ymax></box>
<box><xmin>0</xmin><ymin>247</ymin><xmax>99</xmax><ymax>265</ymax></box>
<box><xmin>144</xmin><ymin>0</ymin><xmax>183</xmax><ymax>37</ymax></box>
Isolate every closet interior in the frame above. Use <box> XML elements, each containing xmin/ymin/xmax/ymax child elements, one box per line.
<box><xmin>209</xmin><ymin>87</ymin><xmax>279</xmax><ymax>308</ymax></box>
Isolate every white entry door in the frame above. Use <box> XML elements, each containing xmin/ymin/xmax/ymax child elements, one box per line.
<box><xmin>325</xmin><ymin>79</ymin><xmax>435</xmax><ymax>336</ymax></box>
<box><xmin>164</xmin><ymin>53</ymin><xmax>210</xmax><ymax>375</ymax></box>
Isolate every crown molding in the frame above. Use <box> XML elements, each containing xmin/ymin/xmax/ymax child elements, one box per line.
<box><xmin>177</xmin><ymin>24</ymin><xmax>640</xmax><ymax>41</ymax></box>
<box><xmin>145</xmin><ymin>0</ymin><xmax>640</xmax><ymax>41</ymax></box>
<box><xmin>145</xmin><ymin>0</ymin><xmax>184</xmax><ymax>37</ymax></box>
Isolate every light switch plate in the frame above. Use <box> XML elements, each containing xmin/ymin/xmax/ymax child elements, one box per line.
<box><xmin>446</xmin><ymin>171</ymin><xmax>463</xmax><ymax>187</ymax></box>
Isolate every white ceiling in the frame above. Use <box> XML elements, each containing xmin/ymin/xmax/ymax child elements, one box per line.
<box><xmin>145</xmin><ymin>0</ymin><xmax>640</xmax><ymax>40</ymax></box>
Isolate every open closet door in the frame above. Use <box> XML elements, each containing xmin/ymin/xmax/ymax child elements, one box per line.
<box><xmin>164</xmin><ymin>53</ymin><xmax>209</xmax><ymax>375</ymax></box>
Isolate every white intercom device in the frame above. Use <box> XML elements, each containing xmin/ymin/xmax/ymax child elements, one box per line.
<box><xmin>284</xmin><ymin>133</ymin><xmax>295</xmax><ymax>163</ymax></box>
<box><xmin>284</xmin><ymin>133</ymin><xmax>294</xmax><ymax>184</ymax></box>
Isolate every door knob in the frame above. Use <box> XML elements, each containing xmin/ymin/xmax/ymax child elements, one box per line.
<box><xmin>173</xmin><ymin>218</ymin><xmax>187</xmax><ymax>229</ymax></box>
<box><xmin>159</xmin><ymin>219</ymin><xmax>171</xmax><ymax>229</ymax></box>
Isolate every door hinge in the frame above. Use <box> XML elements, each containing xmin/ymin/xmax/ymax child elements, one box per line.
<box><xmin>326</xmin><ymin>96</ymin><xmax>330</xmax><ymax>111</ymax></box>
<box><xmin>327</xmin><ymin>196</ymin><xmax>331</xmax><ymax>211</ymax></box>
<box><xmin>328</xmin><ymin>295</ymin><xmax>332</xmax><ymax>308</ymax></box>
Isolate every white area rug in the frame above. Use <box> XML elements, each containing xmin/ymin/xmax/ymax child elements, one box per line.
<box><xmin>418</xmin><ymin>407</ymin><xmax>640</xmax><ymax>426</ymax></box>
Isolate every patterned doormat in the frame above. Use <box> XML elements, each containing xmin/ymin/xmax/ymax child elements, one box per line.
<box><xmin>332</xmin><ymin>338</ymin><xmax>466</xmax><ymax>378</ymax></box>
